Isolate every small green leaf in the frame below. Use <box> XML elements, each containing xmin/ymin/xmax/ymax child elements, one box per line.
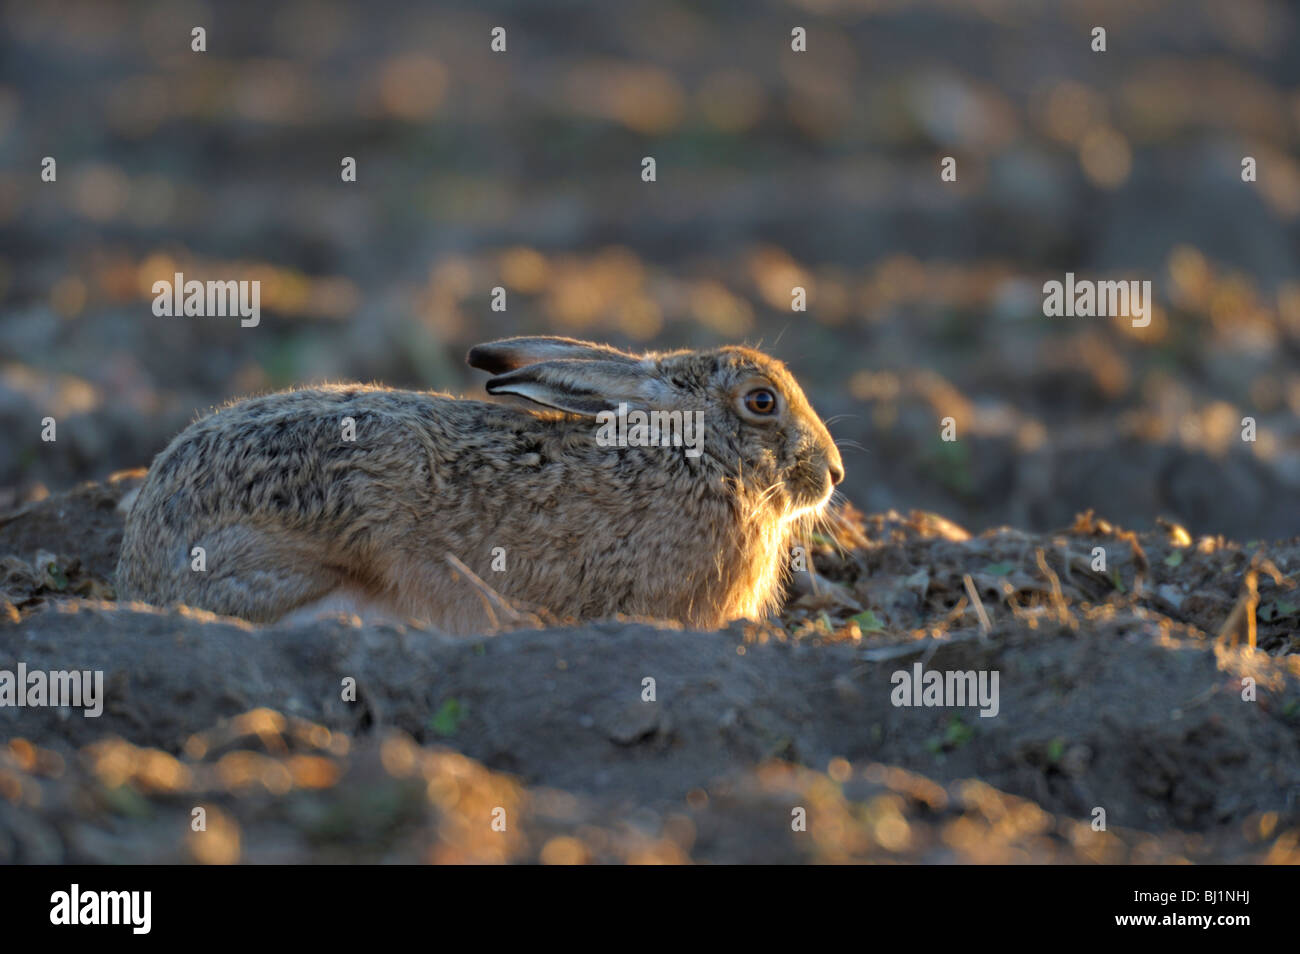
<box><xmin>850</xmin><ymin>610</ymin><xmax>885</xmax><ymax>633</ymax></box>
<box><xmin>102</xmin><ymin>784</ymin><xmax>153</xmax><ymax>818</ymax></box>
<box><xmin>41</xmin><ymin>560</ymin><xmax>69</xmax><ymax>591</ymax></box>
<box><xmin>1164</xmin><ymin>550</ymin><xmax>1184</xmax><ymax>568</ymax></box>
<box><xmin>1261</xmin><ymin>601</ymin><xmax>1297</xmax><ymax>622</ymax></box>
<box><xmin>984</xmin><ymin>562</ymin><xmax>1014</xmax><ymax>576</ymax></box>
<box><xmin>944</xmin><ymin>717</ymin><xmax>974</xmax><ymax>748</ymax></box>
<box><xmin>1110</xmin><ymin>568</ymin><xmax>1126</xmax><ymax>593</ymax></box>
<box><xmin>1047</xmin><ymin>737</ymin><xmax>1066</xmax><ymax>763</ymax></box>
<box><xmin>429</xmin><ymin>698</ymin><xmax>464</xmax><ymax>736</ymax></box>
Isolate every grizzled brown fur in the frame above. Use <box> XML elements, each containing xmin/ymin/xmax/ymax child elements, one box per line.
<box><xmin>116</xmin><ymin>337</ymin><xmax>843</xmax><ymax>634</ymax></box>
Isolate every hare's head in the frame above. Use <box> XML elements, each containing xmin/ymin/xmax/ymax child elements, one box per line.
<box><xmin>468</xmin><ymin>337</ymin><xmax>843</xmax><ymax>522</ymax></box>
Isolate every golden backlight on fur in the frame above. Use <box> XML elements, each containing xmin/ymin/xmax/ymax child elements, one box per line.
<box><xmin>116</xmin><ymin>336</ymin><xmax>843</xmax><ymax>634</ymax></box>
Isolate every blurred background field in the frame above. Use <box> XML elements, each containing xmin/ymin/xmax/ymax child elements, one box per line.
<box><xmin>3</xmin><ymin>0</ymin><xmax>1300</xmax><ymax>538</ymax></box>
<box><xmin>6</xmin><ymin>0</ymin><xmax>1300</xmax><ymax>868</ymax></box>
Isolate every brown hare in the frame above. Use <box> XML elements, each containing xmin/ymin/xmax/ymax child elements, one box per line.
<box><xmin>115</xmin><ymin>337</ymin><xmax>844</xmax><ymax>634</ymax></box>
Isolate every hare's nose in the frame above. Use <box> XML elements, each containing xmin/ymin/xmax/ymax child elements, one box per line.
<box><xmin>829</xmin><ymin>460</ymin><xmax>845</xmax><ymax>485</ymax></box>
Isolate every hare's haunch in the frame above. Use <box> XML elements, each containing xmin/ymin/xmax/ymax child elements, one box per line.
<box><xmin>116</xmin><ymin>337</ymin><xmax>844</xmax><ymax>633</ymax></box>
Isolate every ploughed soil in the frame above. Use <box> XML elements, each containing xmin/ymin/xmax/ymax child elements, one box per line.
<box><xmin>0</xmin><ymin>474</ymin><xmax>1297</xmax><ymax>863</ymax></box>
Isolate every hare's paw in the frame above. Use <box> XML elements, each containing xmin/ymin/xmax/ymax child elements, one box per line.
<box><xmin>278</xmin><ymin>590</ymin><xmax>400</xmax><ymax>627</ymax></box>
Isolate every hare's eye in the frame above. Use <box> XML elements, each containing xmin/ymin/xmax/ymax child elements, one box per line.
<box><xmin>743</xmin><ymin>388</ymin><xmax>778</xmax><ymax>416</ymax></box>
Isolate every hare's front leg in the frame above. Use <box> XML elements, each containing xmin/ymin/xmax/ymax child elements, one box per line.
<box><xmin>364</xmin><ymin>557</ymin><xmax>500</xmax><ymax>635</ymax></box>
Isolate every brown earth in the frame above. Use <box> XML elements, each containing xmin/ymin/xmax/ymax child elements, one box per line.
<box><xmin>1</xmin><ymin>477</ymin><xmax>1297</xmax><ymax>863</ymax></box>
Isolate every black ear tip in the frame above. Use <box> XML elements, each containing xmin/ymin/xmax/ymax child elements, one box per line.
<box><xmin>467</xmin><ymin>345</ymin><xmax>510</xmax><ymax>374</ymax></box>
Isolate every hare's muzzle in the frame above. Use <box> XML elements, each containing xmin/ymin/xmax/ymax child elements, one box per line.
<box><xmin>820</xmin><ymin>440</ymin><xmax>845</xmax><ymax>491</ymax></box>
<box><xmin>828</xmin><ymin>456</ymin><xmax>845</xmax><ymax>486</ymax></box>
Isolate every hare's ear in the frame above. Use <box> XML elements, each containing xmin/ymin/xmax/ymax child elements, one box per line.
<box><xmin>485</xmin><ymin>359</ymin><xmax>663</xmax><ymax>417</ymax></box>
<box><xmin>467</xmin><ymin>336</ymin><xmax>639</xmax><ymax>374</ymax></box>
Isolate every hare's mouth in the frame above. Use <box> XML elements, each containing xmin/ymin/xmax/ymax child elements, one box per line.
<box><xmin>785</xmin><ymin>498</ymin><xmax>832</xmax><ymax>524</ymax></box>
<box><xmin>784</xmin><ymin>476</ymin><xmax>836</xmax><ymax>522</ymax></box>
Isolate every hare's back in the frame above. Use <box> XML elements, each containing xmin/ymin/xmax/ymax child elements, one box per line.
<box><xmin>138</xmin><ymin>386</ymin><xmax>466</xmax><ymax>530</ymax></box>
